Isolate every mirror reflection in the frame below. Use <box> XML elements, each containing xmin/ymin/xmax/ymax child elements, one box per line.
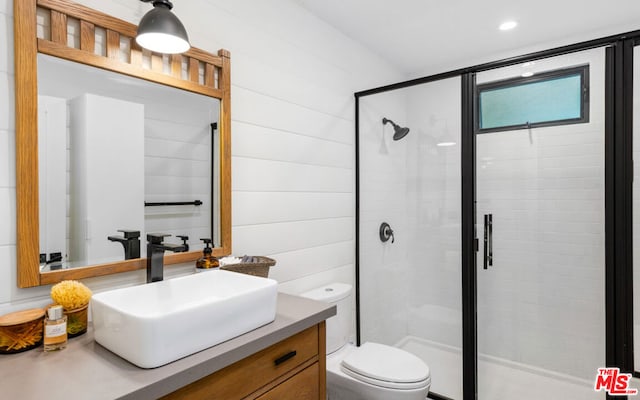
<box><xmin>37</xmin><ymin>54</ymin><xmax>221</xmax><ymax>271</ymax></box>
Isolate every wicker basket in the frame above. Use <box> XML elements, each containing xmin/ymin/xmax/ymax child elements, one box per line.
<box><xmin>0</xmin><ymin>308</ymin><xmax>45</xmax><ymax>354</ymax></box>
<box><xmin>220</xmin><ymin>256</ymin><xmax>276</xmax><ymax>278</ymax></box>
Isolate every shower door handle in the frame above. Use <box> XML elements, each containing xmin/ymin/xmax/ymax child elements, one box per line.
<box><xmin>483</xmin><ymin>214</ymin><xmax>493</xmax><ymax>269</ymax></box>
<box><xmin>488</xmin><ymin>214</ymin><xmax>493</xmax><ymax>267</ymax></box>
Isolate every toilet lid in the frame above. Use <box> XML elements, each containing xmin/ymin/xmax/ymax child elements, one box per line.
<box><xmin>340</xmin><ymin>342</ymin><xmax>430</xmax><ymax>390</ymax></box>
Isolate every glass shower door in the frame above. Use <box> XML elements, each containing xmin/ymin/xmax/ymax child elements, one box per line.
<box><xmin>475</xmin><ymin>48</ymin><xmax>606</xmax><ymax>400</ymax></box>
<box><xmin>359</xmin><ymin>76</ymin><xmax>463</xmax><ymax>399</ymax></box>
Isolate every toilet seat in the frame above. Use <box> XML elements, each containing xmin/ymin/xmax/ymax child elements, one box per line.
<box><xmin>340</xmin><ymin>342</ymin><xmax>431</xmax><ymax>390</ymax></box>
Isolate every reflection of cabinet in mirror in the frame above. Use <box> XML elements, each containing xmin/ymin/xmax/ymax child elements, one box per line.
<box><xmin>15</xmin><ymin>0</ymin><xmax>232</xmax><ymax>287</ymax></box>
<box><xmin>67</xmin><ymin>94</ymin><xmax>145</xmax><ymax>266</ymax></box>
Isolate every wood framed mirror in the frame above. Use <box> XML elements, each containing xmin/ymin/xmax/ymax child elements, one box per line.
<box><xmin>15</xmin><ymin>0</ymin><xmax>232</xmax><ymax>288</ymax></box>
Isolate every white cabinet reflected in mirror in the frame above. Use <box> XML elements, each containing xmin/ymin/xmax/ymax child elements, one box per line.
<box><xmin>37</xmin><ymin>54</ymin><xmax>221</xmax><ymax>271</ymax></box>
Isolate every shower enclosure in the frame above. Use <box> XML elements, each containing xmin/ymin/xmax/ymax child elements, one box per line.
<box><xmin>356</xmin><ymin>45</ymin><xmax>621</xmax><ymax>400</ymax></box>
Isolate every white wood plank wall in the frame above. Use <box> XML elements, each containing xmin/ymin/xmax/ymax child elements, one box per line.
<box><xmin>0</xmin><ymin>0</ymin><xmax>401</xmax><ymax>311</ymax></box>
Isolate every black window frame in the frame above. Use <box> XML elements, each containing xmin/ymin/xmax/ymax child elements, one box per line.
<box><xmin>475</xmin><ymin>65</ymin><xmax>590</xmax><ymax>134</ymax></box>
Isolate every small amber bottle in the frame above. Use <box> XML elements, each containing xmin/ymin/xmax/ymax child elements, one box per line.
<box><xmin>196</xmin><ymin>238</ymin><xmax>219</xmax><ymax>272</ymax></box>
<box><xmin>44</xmin><ymin>305</ymin><xmax>67</xmax><ymax>352</ymax></box>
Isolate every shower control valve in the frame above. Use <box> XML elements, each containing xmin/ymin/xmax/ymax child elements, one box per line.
<box><xmin>379</xmin><ymin>222</ymin><xmax>395</xmax><ymax>244</ymax></box>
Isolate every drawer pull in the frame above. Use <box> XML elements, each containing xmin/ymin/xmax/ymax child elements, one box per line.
<box><xmin>274</xmin><ymin>350</ymin><xmax>297</xmax><ymax>366</ymax></box>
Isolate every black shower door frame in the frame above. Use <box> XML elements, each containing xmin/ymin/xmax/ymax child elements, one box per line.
<box><xmin>355</xmin><ymin>33</ymin><xmax>639</xmax><ymax>400</ymax></box>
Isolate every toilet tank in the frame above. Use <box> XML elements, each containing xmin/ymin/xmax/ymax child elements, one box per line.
<box><xmin>301</xmin><ymin>283</ymin><xmax>352</xmax><ymax>354</ymax></box>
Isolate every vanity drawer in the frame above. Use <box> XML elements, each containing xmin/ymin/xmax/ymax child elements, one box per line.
<box><xmin>162</xmin><ymin>324</ymin><xmax>319</xmax><ymax>399</ymax></box>
<box><xmin>256</xmin><ymin>363</ymin><xmax>319</xmax><ymax>400</ymax></box>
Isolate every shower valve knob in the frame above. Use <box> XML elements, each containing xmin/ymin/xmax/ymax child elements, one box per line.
<box><xmin>379</xmin><ymin>222</ymin><xmax>395</xmax><ymax>243</ymax></box>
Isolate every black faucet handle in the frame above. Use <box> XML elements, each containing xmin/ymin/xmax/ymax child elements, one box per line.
<box><xmin>118</xmin><ymin>230</ymin><xmax>140</xmax><ymax>239</ymax></box>
<box><xmin>163</xmin><ymin>243</ymin><xmax>188</xmax><ymax>252</ymax></box>
<box><xmin>147</xmin><ymin>233</ymin><xmax>171</xmax><ymax>244</ymax></box>
<box><xmin>177</xmin><ymin>235</ymin><xmax>189</xmax><ymax>252</ymax></box>
<box><xmin>48</xmin><ymin>252</ymin><xmax>62</xmax><ymax>263</ymax></box>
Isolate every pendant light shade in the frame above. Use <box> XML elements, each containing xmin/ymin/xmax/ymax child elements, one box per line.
<box><xmin>136</xmin><ymin>0</ymin><xmax>190</xmax><ymax>54</ymax></box>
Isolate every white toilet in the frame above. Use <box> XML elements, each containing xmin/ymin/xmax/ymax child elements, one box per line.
<box><xmin>301</xmin><ymin>283</ymin><xmax>431</xmax><ymax>400</ymax></box>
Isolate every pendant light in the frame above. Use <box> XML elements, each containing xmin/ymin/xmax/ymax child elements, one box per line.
<box><xmin>136</xmin><ymin>0</ymin><xmax>190</xmax><ymax>54</ymax></box>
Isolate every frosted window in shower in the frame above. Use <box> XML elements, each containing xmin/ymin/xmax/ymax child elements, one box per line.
<box><xmin>477</xmin><ymin>66</ymin><xmax>588</xmax><ymax>132</ymax></box>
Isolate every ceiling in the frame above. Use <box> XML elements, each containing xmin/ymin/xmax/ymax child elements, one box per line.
<box><xmin>294</xmin><ymin>0</ymin><xmax>640</xmax><ymax>77</ymax></box>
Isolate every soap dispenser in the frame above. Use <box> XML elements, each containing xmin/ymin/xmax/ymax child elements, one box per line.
<box><xmin>195</xmin><ymin>238</ymin><xmax>219</xmax><ymax>272</ymax></box>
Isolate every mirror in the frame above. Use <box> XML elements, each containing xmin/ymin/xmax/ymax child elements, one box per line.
<box><xmin>15</xmin><ymin>0</ymin><xmax>232</xmax><ymax>287</ymax></box>
<box><xmin>37</xmin><ymin>54</ymin><xmax>221</xmax><ymax>271</ymax></box>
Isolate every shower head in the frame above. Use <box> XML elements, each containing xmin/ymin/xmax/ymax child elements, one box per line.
<box><xmin>382</xmin><ymin>117</ymin><xmax>410</xmax><ymax>141</ymax></box>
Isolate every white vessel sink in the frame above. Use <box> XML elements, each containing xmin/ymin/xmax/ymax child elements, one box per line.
<box><xmin>91</xmin><ymin>270</ymin><xmax>278</xmax><ymax>368</ymax></box>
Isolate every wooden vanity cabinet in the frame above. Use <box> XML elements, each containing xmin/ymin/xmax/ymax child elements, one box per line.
<box><xmin>162</xmin><ymin>322</ymin><xmax>326</xmax><ymax>400</ymax></box>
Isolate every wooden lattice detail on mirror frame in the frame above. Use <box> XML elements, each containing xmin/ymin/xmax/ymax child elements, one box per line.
<box><xmin>35</xmin><ymin>0</ymin><xmax>228</xmax><ymax>98</ymax></box>
<box><xmin>14</xmin><ymin>0</ymin><xmax>232</xmax><ymax>287</ymax></box>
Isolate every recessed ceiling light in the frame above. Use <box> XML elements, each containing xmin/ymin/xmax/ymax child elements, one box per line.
<box><xmin>521</xmin><ymin>71</ymin><xmax>534</xmax><ymax>77</ymax></box>
<box><xmin>499</xmin><ymin>21</ymin><xmax>518</xmax><ymax>31</ymax></box>
<box><xmin>437</xmin><ymin>141</ymin><xmax>457</xmax><ymax>147</ymax></box>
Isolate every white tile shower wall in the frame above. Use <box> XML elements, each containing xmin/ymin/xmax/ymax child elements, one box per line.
<box><xmin>0</xmin><ymin>1</ymin><xmax>402</xmax><ymax>314</ymax></box>
<box><xmin>475</xmin><ymin>48</ymin><xmax>606</xmax><ymax>380</ymax></box>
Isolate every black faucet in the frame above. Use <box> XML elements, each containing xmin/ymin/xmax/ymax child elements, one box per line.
<box><xmin>146</xmin><ymin>233</ymin><xmax>188</xmax><ymax>283</ymax></box>
<box><xmin>108</xmin><ymin>230</ymin><xmax>141</xmax><ymax>260</ymax></box>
